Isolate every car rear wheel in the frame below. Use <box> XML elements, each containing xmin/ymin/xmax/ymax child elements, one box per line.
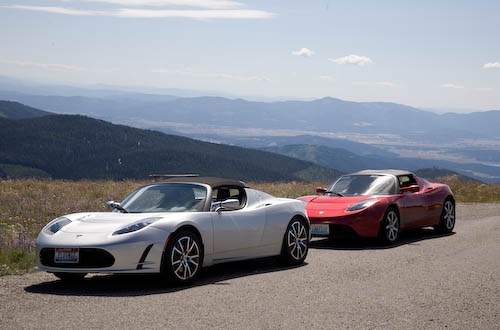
<box><xmin>379</xmin><ymin>208</ymin><xmax>400</xmax><ymax>245</ymax></box>
<box><xmin>435</xmin><ymin>199</ymin><xmax>455</xmax><ymax>233</ymax></box>
<box><xmin>53</xmin><ymin>272</ymin><xmax>87</xmax><ymax>282</ymax></box>
<box><xmin>280</xmin><ymin>217</ymin><xmax>309</xmax><ymax>265</ymax></box>
<box><xmin>162</xmin><ymin>230</ymin><xmax>203</xmax><ymax>284</ymax></box>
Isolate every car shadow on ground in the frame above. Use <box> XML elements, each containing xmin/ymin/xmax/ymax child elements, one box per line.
<box><xmin>310</xmin><ymin>228</ymin><xmax>455</xmax><ymax>250</ymax></box>
<box><xmin>24</xmin><ymin>257</ymin><xmax>306</xmax><ymax>297</ymax></box>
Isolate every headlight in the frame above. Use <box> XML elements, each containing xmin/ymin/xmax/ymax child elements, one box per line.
<box><xmin>43</xmin><ymin>217</ymin><xmax>72</xmax><ymax>234</ymax></box>
<box><xmin>346</xmin><ymin>199</ymin><xmax>378</xmax><ymax>212</ymax></box>
<box><xmin>112</xmin><ymin>217</ymin><xmax>162</xmax><ymax>236</ymax></box>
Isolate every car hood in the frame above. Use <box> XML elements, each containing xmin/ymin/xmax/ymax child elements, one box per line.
<box><xmin>305</xmin><ymin>196</ymin><xmax>377</xmax><ymax>217</ymax></box>
<box><xmin>59</xmin><ymin>212</ymin><xmax>172</xmax><ymax>234</ymax></box>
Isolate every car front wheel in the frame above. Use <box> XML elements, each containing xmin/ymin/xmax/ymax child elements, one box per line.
<box><xmin>379</xmin><ymin>208</ymin><xmax>400</xmax><ymax>244</ymax></box>
<box><xmin>162</xmin><ymin>230</ymin><xmax>203</xmax><ymax>284</ymax></box>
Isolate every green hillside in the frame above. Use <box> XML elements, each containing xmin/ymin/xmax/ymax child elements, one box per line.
<box><xmin>0</xmin><ymin>100</ymin><xmax>51</xmax><ymax>119</ymax></box>
<box><xmin>262</xmin><ymin>144</ymin><xmax>395</xmax><ymax>173</ymax></box>
<box><xmin>0</xmin><ymin>114</ymin><xmax>343</xmax><ymax>181</ymax></box>
<box><xmin>0</xmin><ymin>164</ymin><xmax>51</xmax><ymax>179</ymax></box>
<box><xmin>413</xmin><ymin>168</ymin><xmax>479</xmax><ymax>182</ymax></box>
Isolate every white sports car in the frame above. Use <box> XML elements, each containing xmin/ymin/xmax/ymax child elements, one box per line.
<box><xmin>36</xmin><ymin>177</ymin><xmax>310</xmax><ymax>283</ymax></box>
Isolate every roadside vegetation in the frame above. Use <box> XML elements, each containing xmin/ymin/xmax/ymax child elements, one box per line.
<box><xmin>1</xmin><ymin>177</ymin><xmax>499</xmax><ymax>275</ymax></box>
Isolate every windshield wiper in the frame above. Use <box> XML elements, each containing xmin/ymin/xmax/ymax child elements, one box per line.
<box><xmin>326</xmin><ymin>191</ymin><xmax>343</xmax><ymax>197</ymax></box>
<box><xmin>107</xmin><ymin>201</ymin><xmax>128</xmax><ymax>213</ymax></box>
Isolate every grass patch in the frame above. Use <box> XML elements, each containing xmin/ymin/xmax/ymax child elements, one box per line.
<box><xmin>0</xmin><ymin>177</ymin><xmax>498</xmax><ymax>275</ymax></box>
<box><xmin>0</xmin><ymin>249</ymin><xmax>36</xmax><ymax>276</ymax></box>
<box><xmin>439</xmin><ymin>175</ymin><xmax>500</xmax><ymax>203</ymax></box>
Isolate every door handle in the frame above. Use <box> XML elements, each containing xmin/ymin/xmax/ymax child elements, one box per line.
<box><xmin>257</xmin><ymin>203</ymin><xmax>272</xmax><ymax>208</ymax></box>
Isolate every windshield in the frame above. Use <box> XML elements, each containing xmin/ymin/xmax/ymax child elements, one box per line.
<box><xmin>327</xmin><ymin>175</ymin><xmax>397</xmax><ymax>196</ymax></box>
<box><xmin>120</xmin><ymin>184</ymin><xmax>207</xmax><ymax>213</ymax></box>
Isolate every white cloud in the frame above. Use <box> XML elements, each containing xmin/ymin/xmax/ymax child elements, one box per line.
<box><xmin>291</xmin><ymin>48</ymin><xmax>314</xmax><ymax>57</ymax></box>
<box><xmin>483</xmin><ymin>62</ymin><xmax>500</xmax><ymax>69</ymax></box>
<box><xmin>0</xmin><ymin>59</ymin><xmax>86</xmax><ymax>71</ymax></box>
<box><xmin>85</xmin><ymin>0</ymin><xmax>243</xmax><ymax>9</ymax></box>
<box><xmin>376</xmin><ymin>81</ymin><xmax>395</xmax><ymax>87</ymax></box>
<box><xmin>353</xmin><ymin>122</ymin><xmax>374</xmax><ymax>127</ymax></box>
<box><xmin>4</xmin><ymin>5</ymin><xmax>274</xmax><ymax>19</ymax></box>
<box><xmin>319</xmin><ymin>75</ymin><xmax>334</xmax><ymax>81</ymax></box>
<box><xmin>5</xmin><ymin>5</ymin><xmax>101</xmax><ymax>16</ymax></box>
<box><xmin>114</xmin><ymin>8</ymin><xmax>273</xmax><ymax>19</ymax></box>
<box><xmin>441</xmin><ymin>83</ymin><xmax>464</xmax><ymax>89</ymax></box>
<box><xmin>475</xmin><ymin>87</ymin><xmax>493</xmax><ymax>92</ymax></box>
<box><xmin>328</xmin><ymin>54</ymin><xmax>372</xmax><ymax>66</ymax></box>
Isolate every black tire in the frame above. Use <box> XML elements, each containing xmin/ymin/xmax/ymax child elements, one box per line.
<box><xmin>53</xmin><ymin>272</ymin><xmax>87</xmax><ymax>282</ymax></box>
<box><xmin>280</xmin><ymin>217</ymin><xmax>309</xmax><ymax>265</ymax></box>
<box><xmin>435</xmin><ymin>198</ymin><xmax>455</xmax><ymax>233</ymax></box>
<box><xmin>379</xmin><ymin>207</ymin><xmax>400</xmax><ymax>245</ymax></box>
<box><xmin>161</xmin><ymin>230</ymin><xmax>203</xmax><ymax>284</ymax></box>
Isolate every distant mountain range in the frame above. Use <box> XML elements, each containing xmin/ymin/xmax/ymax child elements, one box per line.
<box><xmin>0</xmin><ymin>75</ymin><xmax>499</xmax><ymax>182</ymax></box>
<box><xmin>0</xmin><ymin>102</ymin><xmax>342</xmax><ymax>181</ymax></box>
<box><xmin>0</xmin><ymin>75</ymin><xmax>307</xmax><ymax>102</ymax></box>
<box><xmin>1</xmin><ymin>88</ymin><xmax>499</xmax><ymax>142</ymax></box>
<box><xmin>0</xmin><ymin>100</ymin><xmax>489</xmax><ymax>184</ymax></box>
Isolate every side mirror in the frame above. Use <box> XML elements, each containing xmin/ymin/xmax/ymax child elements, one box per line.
<box><xmin>107</xmin><ymin>200</ymin><xmax>119</xmax><ymax>208</ymax></box>
<box><xmin>316</xmin><ymin>187</ymin><xmax>327</xmax><ymax>194</ymax></box>
<box><xmin>107</xmin><ymin>201</ymin><xmax>127</xmax><ymax>213</ymax></box>
<box><xmin>213</xmin><ymin>199</ymin><xmax>240</xmax><ymax>212</ymax></box>
<box><xmin>400</xmin><ymin>185</ymin><xmax>419</xmax><ymax>193</ymax></box>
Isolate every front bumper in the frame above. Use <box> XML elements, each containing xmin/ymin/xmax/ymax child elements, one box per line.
<box><xmin>309</xmin><ymin>208</ymin><xmax>385</xmax><ymax>238</ymax></box>
<box><xmin>35</xmin><ymin>227</ymin><xmax>169</xmax><ymax>274</ymax></box>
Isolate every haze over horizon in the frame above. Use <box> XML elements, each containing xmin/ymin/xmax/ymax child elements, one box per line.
<box><xmin>1</xmin><ymin>0</ymin><xmax>499</xmax><ymax>112</ymax></box>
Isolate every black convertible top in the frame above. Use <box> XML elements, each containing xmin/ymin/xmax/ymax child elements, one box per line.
<box><xmin>350</xmin><ymin>169</ymin><xmax>415</xmax><ymax>177</ymax></box>
<box><xmin>162</xmin><ymin>176</ymin><xmax>249</xmax><ymax>188</ymax></box>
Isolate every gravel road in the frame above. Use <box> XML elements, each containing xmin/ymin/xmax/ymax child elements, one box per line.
<box><xmin>1</xmin><ymin>203</ymin><xmax>499</xmax><ymax>330</ymax></box>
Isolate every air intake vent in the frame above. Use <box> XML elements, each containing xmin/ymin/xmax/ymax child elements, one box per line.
<box><xmin>40</xmin><ymin>248</ymin><xmax>115</xmax><ymax>268</ymax></box>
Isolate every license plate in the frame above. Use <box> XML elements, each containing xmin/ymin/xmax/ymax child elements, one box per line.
<box><xmin>311</xmin><ymin>224</ymin><xmax>329</xmax><ymax>236</ymax></box>
<box><xmin>54</xmin><ymin>248</ymin><xmax>79</xmax><ymax>263</ymax></box>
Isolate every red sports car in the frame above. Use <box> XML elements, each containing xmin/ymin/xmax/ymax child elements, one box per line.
<box><xmin>298</xmin><ymin>170</ymin><xmax>456</xmax><ymax>244</ymax></box>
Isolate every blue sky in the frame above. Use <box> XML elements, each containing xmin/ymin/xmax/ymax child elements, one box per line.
<box><xmin>0</xmin><ymin>0</ymin><xmax>499</xmax><ymax>110</ymax></box>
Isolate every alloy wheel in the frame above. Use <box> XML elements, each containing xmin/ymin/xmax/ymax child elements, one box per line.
<box><xmin>170</xmin><ymin>236</ymin><xmax>200</xmax><ymax>281</ymax></box>
<box><xmin>385</xmin><ymin>210</ymin><xmax>399</xmax><ymax>242</ymax></box>
<box><xmin>443</xmin><ymin>200</ymin><xmax>455</xmax><ymax>230</ymax></box>
<box><xmin>287</xmin><ymin>220</ymin><xmax>308</xmax><ymax>260</ymax></box>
